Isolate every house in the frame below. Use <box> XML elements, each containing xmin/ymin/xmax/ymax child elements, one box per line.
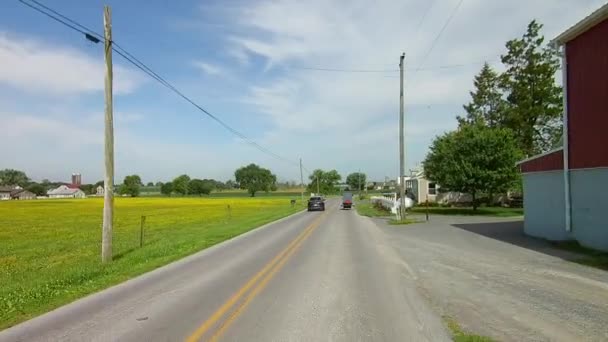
<box><xmin>47</xmin><ymin>184</ymin><xmax>86</xmax><ymax>199</ymax></box>
<box><xmin>402</xmin><ymin>169</ymin><xmax>472</xmax><ymax>204</ymax></box>
<box><xmin>10</xmin><ymin>189</ymin><xmax>36</xmax><ymax>200</ymax></box>
<box><xmin>518</xmin><ymin>3</ymin><xmax>608</xmax><ymax>251</ymax></box>
<box><xmin>96</xmin><ymin>185</ymin><xmax>104</xmax><ymax>196</ymax></box>
<box><xmin>0</xmin><ymin>186</ymin><xmax>19</xmax><ymax>200</ymax></box>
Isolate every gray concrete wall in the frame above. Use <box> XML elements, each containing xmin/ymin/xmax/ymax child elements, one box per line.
<box><xmin>570</xmin><ymin>168</ymin><xmax>608</xmax><ymax>251</ymax></box>
<box><xmin>523</xmin><ymin>171</ymin><xmax>570</xmax><ymax>241</ymax></box>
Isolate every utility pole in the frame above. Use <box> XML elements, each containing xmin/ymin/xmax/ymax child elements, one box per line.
<box><xmin>316</xmin><ymin>175</ymin><xmax>320</xmax><ymax>195</ymax></box>
<box><xmin>299</xmin><ymin>158</ymin><xmax>304</xmax><ymax>204</ymax></box>
<box><xmin>102</xmin><ymin>5</ymin><xmax>114</xmax><ymax>263</ymax></box>
<box><xmin>358</xmin><ymin>169</ymin><xmax>361</xmax><ymax>198</ymax></box>
<box><xmin>399</xmin><ymin>53</ymin><xmax>406</xmax><ymax>220</ymax></box>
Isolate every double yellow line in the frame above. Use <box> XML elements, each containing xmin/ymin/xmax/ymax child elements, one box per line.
<box><xmin>186</xmin><ymin>209</ymin><xmax>329</xmax><ymax>342</ymax></box>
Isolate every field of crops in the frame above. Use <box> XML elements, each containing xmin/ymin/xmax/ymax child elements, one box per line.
<box><xmin>0</xmin><ymin>196</ymin><xmax>303</xmax><ymax>329</ymax></box>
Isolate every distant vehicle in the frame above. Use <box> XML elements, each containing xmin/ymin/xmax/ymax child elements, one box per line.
<box><xmin>307</xmin><ymin>196</ymin><xmax>325</xmax><ymax>211</ymax></box>
<box><xmin>341</xmin><ymin>191</ymin><xmax>353</xmax><ymax>209</ymax></box>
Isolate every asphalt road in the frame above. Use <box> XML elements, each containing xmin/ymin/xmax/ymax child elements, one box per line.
<box><xmin>0</xmin><ymin>199</ymin><xmax>449</xmax><ymax>342</ymax></box>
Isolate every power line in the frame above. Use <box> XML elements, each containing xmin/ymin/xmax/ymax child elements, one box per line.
<box><xmin>18</xmin><ymin>0</ymin><xmax>299</xmax><ymax>167</ymax></box>
<box><xmin>287</xmin><ymin>66</ymin><xmax>398</xmax><ymax>73</ymax></box>
<box><xmin>415</xmin><ymin>0</ymin><xmax>465</xmax><ymax>71</ymax></box>
<box><xmin>406</xmin><ymin>0</ymin><xmax>437</xmax><ymax>50</ymax></box>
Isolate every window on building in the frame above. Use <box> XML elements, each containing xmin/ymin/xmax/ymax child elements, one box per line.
<box><xmin>428</xmin><ymin>182</ymin><xmax>436</xmax><ymax>195</ymax></box>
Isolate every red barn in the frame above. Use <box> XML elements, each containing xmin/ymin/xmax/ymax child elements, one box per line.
<box><xmin>518</xmin><ymin>3</ymin><xmax>608</xmax><ymax>251</ymax></box>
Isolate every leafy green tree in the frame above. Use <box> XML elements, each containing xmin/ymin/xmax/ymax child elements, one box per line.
<box><xmin>80</xmin><ymin>184</ymin><xmax>95</xmax><ymax>194</ymax></box>
<box><xmin>155</xmin><ymin>181</ymin><xmax>163</xmax><ymax>187</ymax></box>
<box><xmin>234</xmin><ymin>164</ymin><xmax>277</xmax><ymax>197</ymax></box>
<box><xmin>94</xmin><ymin>180</ymin><xmax>104</xmax><ymax>189</ymax></box>
<box><xmin>172</xmin><ymin>175</ymin><xmax>191</xmax><ymax>195</ymax></box>
<box><xmin>346</xmin><ymin>172</ymin><xmax>367</xmax><ymax>191</ymax></box>
<box><xmin>120</xmin><ymin>175</ymin><xmax>142</xmax><ymax>197</ymax></box>
<box><xmin>27</xmin><ymin>183</ymin><xmax>46</xmax><ymax>196</ymax></box>
<box><xmin>423</xmin><ymin>124</ymin><xmax>522</xmax><ymax>210</ymax></box>
<box><xmin>146</xmin><ymin>182</ymin><xmax>154</xmax><ymax>187</ymax></box>
<box><xmin>188</xmin><ymin>179</ymin><xmax>213</xmax><ymax>196</ymax></box>
<box><xmin>160</xmin><ymin>182</ymin><xmax>173</xmax><ymax>196</ymax></box>
<box><xmin>307</xmin><ymin>169</ymin><xmax>341</xmax><ymax>194</ymax></box>
<box><xmin>225</xmin><ymin>180</ymin><xmax>237</xmax><ymax>189</ymax></box>
<box><xmin>500</xmin><ymin>20</ymin><xmax>563</xmax><ymax>155</ymax></box>
<box><xmin>458</xmin><ymin>62</ymin><xmax>506</xmax><ymax>128</ymax></box>
<box><xmin>0</xmin><ymin>169</ymin><xmax>30</xmax><ymax>186</ymax></box>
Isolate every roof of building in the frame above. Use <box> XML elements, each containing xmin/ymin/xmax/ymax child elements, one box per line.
<box><xmin>10</xmin><ymin>189</ymin><xmax>35</xmax><ymax>197</ymax></box>
<box><xmin>553</xmin><ymin>3</ymin><xmax>608</xmax><ymax>45</ymax></box>
<box><xmin>0</xmin><ymin>186</ymin><xmax>15</xmax><ymax>192</ymax></box>
<box><xmin>516</xmin><ymin>147</ymin><xmax>564</xmax><ymax>166</ymax></box>
<box><xmin>47</xmin><ymin>185</ymin><xmax>83</xmax><ymax>195</ymax></box>
<box><xmin>65</xmin><ymin>184</ymin><xmax>81</xmax><ymax>189</ymax></box>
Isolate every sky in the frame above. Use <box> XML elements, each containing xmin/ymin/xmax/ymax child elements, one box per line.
<box><xmin>1</xmin><ymin>0</ymin><xmax>606</xmax><ymax>184</ymax></box>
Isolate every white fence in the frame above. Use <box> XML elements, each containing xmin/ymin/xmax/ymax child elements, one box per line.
<box><xmin>370</xmin><ymin>193</ymin><xmax>413</xmax><ymax>215</ymax></box>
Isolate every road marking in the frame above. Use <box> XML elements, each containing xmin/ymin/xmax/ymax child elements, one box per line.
<box><xmin>185</xmin><ymin>209</ymin><xmax>330</xmax><ymax>342</ymax></box>
<box><xmin>209</xmin><ymin>214</ymin><xmax>323</xmax><ymax>341</ymax></box>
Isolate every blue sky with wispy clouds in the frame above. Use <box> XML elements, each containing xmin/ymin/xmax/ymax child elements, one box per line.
<box><xmin>1</xmin><ymin>0</ymin><xmax>605</xmax><ymax>184</ymax></box>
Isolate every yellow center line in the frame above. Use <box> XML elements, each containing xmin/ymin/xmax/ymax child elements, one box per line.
<box><xmin>185</xmin><ymin>208</ymin><xmax>330</xmax><ymax>342</ymax></box>
<box><xmin>208</xmin><ymin>212</ymin><xmax>326</xmax><ymax>341</ymax></box>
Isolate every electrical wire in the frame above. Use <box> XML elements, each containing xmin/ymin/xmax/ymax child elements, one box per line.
<box><xmin>414</xmin><ymin>0</ymin><xmax>465</xmax><ymax>71</ymax></box>
<box><xmin>17</xmin><ymin>0</ymin><xmax>299</xmax><ymax>167</ymax></box>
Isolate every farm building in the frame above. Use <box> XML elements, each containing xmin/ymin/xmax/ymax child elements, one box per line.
<box><xmin>0</xmin><ymin>186</ymin><xmax>19</xmax><ymax>200</ymax></box>
<box><xmin>10</xmin><ymin>189</ymin><xmax>36</xmax><ymax>200</ymax></box>
<box><xmin>518</xmin><ymin>3</ymin><xmax>608</xmax><ymax>251</ymax></box>
<box><xmin>47</xmin><ymin>184</ymin><xmax>86</xmax><ymax>199</ymax></box>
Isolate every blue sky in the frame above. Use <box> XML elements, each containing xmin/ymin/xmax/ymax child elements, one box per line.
<box><xmin>1</xmin><ymin>0</ymin><xmax>605</xmax><ymax>184</ymax></box>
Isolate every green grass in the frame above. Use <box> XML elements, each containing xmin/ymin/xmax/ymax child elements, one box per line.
<box><xmin>0</xmin><ymin>197</ymin><xmax>303</xmax><ymax>329</ymax></box>
<box><xmin>354</xmin><ymin>199</ymin><xmax>392</xmax><ymax>217</ymax></box>
<box><xmin>444</xmin><ymin>316</ymin><xmax>495</xmax><ymax>342</ymax></box>
<box><xmin>552</xmin><ymin>241</ymin><xmax>608</xmax><ymax>271</ymax></box>
<box><xmin>388</xmin><ymin>218</ymin><xmax>421</xmax><ymax>225</ymax></box>
<box><xmin>410</xmin><ymin>206</ymin><xmax>523</xmax><ymax>217</ymax></box>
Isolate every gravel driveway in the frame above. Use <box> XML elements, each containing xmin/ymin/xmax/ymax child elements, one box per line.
<box><xmin>370</xmin><ymin>214</ymin><xmax>608</xmax><ymax>342</ymax></box>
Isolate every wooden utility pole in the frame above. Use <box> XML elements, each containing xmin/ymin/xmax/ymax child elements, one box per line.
<box><xmin>299</xmin><ymin>158</ymin><xmax>304</xmax><ymax>204</ymax></box>
<box><xmin>102</xmin><ymin>5</ymin><xmax>114</xmax><ymax>263</ymax></box>
<box><xmin>399</xmin><ymin>53</ymin><xmax>406</xmax><ymax>220</ymax></box>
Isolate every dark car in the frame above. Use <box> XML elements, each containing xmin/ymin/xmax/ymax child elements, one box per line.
<box><xmin>307</xmin><ymin>196</ymin><xmax>325</xmax><ymax>211</ymax></box>
<box><xmin>341</xmin><ymin>192</ymin><xmax>353</xmax><ymax>209</ymax></box>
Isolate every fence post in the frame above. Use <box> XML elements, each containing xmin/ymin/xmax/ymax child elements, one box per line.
<box><xmin>140</xmin><ymin>215</ymin><xmax>146</xmax><ymax>248</ymax></box>
<box><xmin>227</xmin><ymin>205</ymin><xmax>232</xmax><ymax>220</ymax></box>
<box><xmin>425</xmin><ymin>195</ymin><xmax>429</xmax><ymax>221</ymax></box>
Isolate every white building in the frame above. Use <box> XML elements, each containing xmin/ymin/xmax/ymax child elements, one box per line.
<box><xmin>47</xmin><ymin>185</ymin><xmax>86</xmax><ymax>199</ymax></box>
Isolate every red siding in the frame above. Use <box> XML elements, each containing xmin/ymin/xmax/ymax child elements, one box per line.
<box><xmin>566</xmin><ymin>18</ymin><xmax>608</xmax><ymax>169</ymax></box>
<box><xmin>520</xmin><ymin>150</ymin><xmax>564</xmax><ymax>173</ymax></box>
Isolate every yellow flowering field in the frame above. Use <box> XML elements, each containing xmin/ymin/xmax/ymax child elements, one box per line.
<box><xmin>0</xmin><ymin>196</ymin><xmax>302</xmax><ymax>329</ymax></box>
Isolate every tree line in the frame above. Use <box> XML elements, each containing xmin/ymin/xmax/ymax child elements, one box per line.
<box><xmin>423</xmin><ymin>20</ymin><xmax>562</xmax><ymax>209</ymax></box>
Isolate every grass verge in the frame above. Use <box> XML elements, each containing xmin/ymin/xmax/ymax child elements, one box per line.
<box><xmin>444</xmin><ymin>316</ymin><xmax>495</xmax><ymax>342</ymax></box>
<box><xmin>410</xmin><ymin>206</ymin><xmax>523</xmax><ymax>217</ymax></box>
<box><xmin>354</xmin><ymin>199</ymin><xmax>392</xmax><ymax>217</ymax></box>
<box><xmin>552</xmin><ymin>241</ymin><xmax>608</xmax><ymax>271</ymax></box>
<box><xmin>0</xmin><ymin>197</ymin><xmax>303</xmax><ymax>329</ymax></box>
<box><xmin>388</xmin><ymin>218</ymin><xmax>421</xmax><ymax>225</ymax></box>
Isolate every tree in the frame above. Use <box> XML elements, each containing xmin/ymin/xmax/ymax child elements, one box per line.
<box><xmin>307</xmin><ymin>169</ymin><xmax>342</xmax><ymax>194</ymax></box>
<box><xmin>423</xmin><ymin>124</ymin><xmax>522</xmax><ymax>210</ymax></box>
<box><xmin>457</xmin><ymin>63</ymin><xmax>506</xmax><ymax>128</ymax></box>
<box><xmin>94</xmin><ymin>180</ymin><xmax>104</xmax><ymax>189</ymax></box>
<box><xmin>120</xmin><ymin>175</ymin><xmax>142</xmax><ymax>197</ymax></box>
<box><xmin>500</xmin><ymin>20</ymin><xmax>563</xmax><ymax>156</ymax></box>
<box><xmin>160</xmin><ymin>182</ymin><xmax>173</xmax><ymax>196</ymax></box>
<box><xmin>0</xmin><ymin>169</ymin><xmax>30</xmax><ymax>186</ymax></box>
<box><xmin>155</xmin><ymin>181</ymin><xmax>163</xmax><ymax>187</ymax></box>
<box><xmin>146</xmin><ymin>182</ymin><xmax>154</xmax><ymax>187</ymax></box>
<box><xmin>188</xmin><ymin>179</ymin><xmax>213</xmax><ymax>196</ymax></box>
<box><xmin>27</xmin><ymin>183</ymin><xmax>46</xmax><ymax>196</ymax></box>
<box><xmin>172</xmin><ymin>174</ymin><xmax>191</xmax><ymax>195</ymax></box>
<box><xmin>80</xmin><ymin>184</ymin><xmax>95</xmax><ymax>194</ymax></box>
<box><xmin>346</xmin><ymin>172</ymin><xmax>367</xmax><ymax>191</ymax></box>
<box><xmin>234</xmin><ymin>164</ymin><xmax>277</xmax><ymax>197</ymax></box>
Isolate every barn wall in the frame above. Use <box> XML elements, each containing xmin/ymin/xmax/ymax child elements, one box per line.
<box><xmin>566</xmin><ymin>18</ymin><xmax>608</xmax><ymax>169</ymax></box>
<box><xmin>522</xmin><ymin>171</ymin><xmax>570</xmax><ymax>241</ymax></box>
<box><xmin>570</xmin><ymin>168</ymin><xmax>608</xmax><ymax>251</ymax></box>
<box><xmin>519</xmin><ymin>150</ymin><xmax>563</xmax><ymax>173</ymax></box>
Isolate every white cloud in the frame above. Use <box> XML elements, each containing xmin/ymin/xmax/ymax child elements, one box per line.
<box><xmin>192</xmin><ymin>61</ymin><xmax>223</xmax><ymax>75</ymax></box>
<box><xmin>217</xmin><ymin>0</ymin><xmax>606</xmax><ymax>179</ymax></box>
<box><xmin>0</xmin><ymin>32</ymin><xmax>144</xmax><ymax>95</ymax></box>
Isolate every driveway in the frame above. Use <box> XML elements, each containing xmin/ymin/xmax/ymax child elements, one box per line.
<box><xmin>370</xmin><ymin>214</ymin><xmax>608</xmax><ymax>342</ymax></box>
